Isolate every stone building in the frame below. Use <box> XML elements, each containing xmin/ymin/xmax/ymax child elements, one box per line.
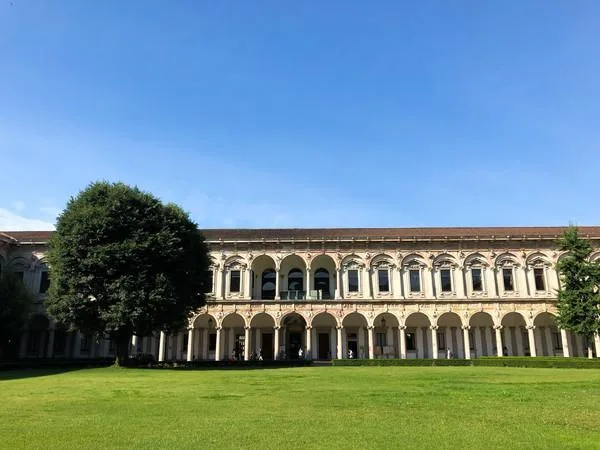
<box><xmin>2</xmin><ymin>227</ymin><xmax>600</xmax><ymax>360</ymax></box>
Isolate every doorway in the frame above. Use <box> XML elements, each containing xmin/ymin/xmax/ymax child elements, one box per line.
<box><xmin>262</xmin><ymin>333</ymin><xmax>273</xmax><ymax>360</ymax></box>
<box><xmin>288</xmin><ymin>332</ymin><xmax>302</xmax><ymax>359</ymax></box>
<box><xmin>318</xmin><ymin>333</ymin><xmax>330</xmax><ymax>360</ymax></box>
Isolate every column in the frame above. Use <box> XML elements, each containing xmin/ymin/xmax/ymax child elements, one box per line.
<box><xmin>337</xmin><ymin>326</ymin><xmax>343</xmax><ymax>359</ymax></box>
<box><xmin>560</xmin><ymin>329</ymin><xmax>570</xmax><ymax>357</ymax></box>
<box><xmin>431</xmin><ymin>326</ymin><xmax>439</xmax><ymax>359</ymax></box>
<box><xmin>306</xmin><ymin>326</ymin><xmax>312</xmax><ymax>359</ymax></box>
<box><xmin>273</xmin><ymin>326</ymin><xmax>280</xmax><ymax>359</ymax></box>
<box><xmin>515</xmin><ymin>328</ymin><xmax>524</xmax><ymax>356</ymax></box>
<box><xmin>47</xmin><ymin>328</ymin><xmax>55</xmax><ymax>358</ymax></box>
<box><xmin>330</xmin><ymin>327</ymin><xmax>336</xmax><ymax>359</ymax></box>
<box><xmin>386</xmin><ymin>326</ymin><xmax>393</xmax><ymax>358</ymax></box>
<box><xmin>495</xmin><ymin>326</ymin><xmax>503</xmax><ymax>357</ymax></box>
<box><xmin>594</xmin><ymin>333</ymin><xmax>600</xmax><ymax>358</ymax></box>
<box><xmin>544</xmin><ymin>327</ymin><xmax>553</xmax><ymax>356</ymax></box>
<box><xmin>504</xmin><ymin>327</ymin><xmax>513</xmax><ymax>356</ymax></box>
<box><xmin>474</xmin><ymin>327</ymin><xmax>483</xmax><ymax>358</ymax></box>
<box><xmin>463</xmin><ymin>326</ymin><xmax>471</xmax><ymax>359</ymax></box>
<box><xmin>215</xmin><ymin>266</ymin><xmax>224</xmax><ymax>300</ymax></box>
<box><xmin>275</xmin><ymin>269</ymin><xmax>281</xmax><ymax>300</ymax></box>
<box><xmin>336</xmin><ymin>267</ymin><xmax>343</xmax><ymax>299</ymax></box>
<box><xmin>362</xmin><ymin>267</ymin><xmax>372</xmax><ymax>299</ymax></box>
<box><xmin>187</xmin><ymin>328</ymin><xmax>194</xmax><ymax>361</ymax></box>
<box><xmin>527</xmin><ymin>326</ymin><xmax>536</xmax><ymax>357</ymax></box>
<box><xmin>416</xmin><ymin>327</ymin><xmax>423</xmax><ymax>358</ymax></box>
<box><xmin>228</xmin><ymin>328</ymin><xmax>235</xmax><ymax>358</ymax></box>
<box><xmin>306</xmin><ymin>268</ymin><xmax>311</xmax><ymax>299</ymax></box>
<box><xmin>444</xmin><ymin>327</ymin><xmax>452</xmax><ymax>357</ymax></box>
<box><xmin>176</xmin><ymin>332</ymin><xmax>184</xmax><ymax>360</ymax></box>
<box><xmin>254</xmin><ymin>328</ymin><xmax>261</xmax><ymax>356</ymax></box>
<box><xmin>358</xmin><ymin>327</ymin><xmax>365</xmax><ymax>358</ymax></box>
<box><xmin>215</xmin><ymin>327</ymin><xmax>222</xmax><ymax>361</ymax></box>
<box><xmin>202</xmin><ymin>328</ymin><xmax>209</xmax><ymax>359</ymax></box>
<box><xmin>534</xmin><ymin>327</ymin><xmax>543</xmax><ymax>356</ymax></box>
<box><xmin>485</xmin><ymin>327</ymin><xmax>493</xmax><ymax>356</ymax></box>
<box><xmin>131</xmin><ymin>335</ymin><xmax>138</xmax><ymax>357</ymax></box>
<box><xmin>455</xmin><ymin>327</ymin><xmax>464</xmax><ymax>358</ymax></box>
<box><xmin>367</xmin><ymin>326</ymin><xmax>375</xmax><ymax>359</ymax></box>
<box><xmin>244</xmin><ymin>268</ymin><xmax>251</xmax><ymax>299</ymax></box>
<box><xmin>158</xmin><ymin>331</ymin><xmax>166</xmax><ymax>362</ymax></box>
<box><xmin>399</xmin><ymin>326</ymin><xmax>407</xmax><ymax>359</ymax></box>
<box><xmin>311</xmin><ymin>328</ymin><xmax>318</xmax><ymax>359</ymax></box>
<box><xmin>244</xmin><ymin>327</ymin><xmax>251</xmax><ymax>361</ymax></box>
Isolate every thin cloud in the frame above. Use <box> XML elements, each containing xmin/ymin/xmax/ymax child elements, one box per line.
<box><xmin>0</xmin><ymin>208</ymin><xmax>55</xmax><ymax>231</ymax></box>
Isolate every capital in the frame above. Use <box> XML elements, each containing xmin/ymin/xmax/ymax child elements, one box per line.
<box><xmin>527</xmin><ymin>325</ymin><xmax>535</xmax><ymax>330</ymax></box>
<box><xmin>430</xmin><ymin>325</ymin><xmax>439</xmax><ymax>331</ymax></box>
<box><xmin>462</xmin><ymin>326</ymin><xmax>471</xmax><ymax>331</ymax></box>
<box><xmin>336</xmin><ymin>325</ymin><xmax>343</xmax><ymax>330</ymax></box>
<box><xmin>399</xmin><ymin>325</ymin><xmax>407</xmax><ymax>330</ymax></box>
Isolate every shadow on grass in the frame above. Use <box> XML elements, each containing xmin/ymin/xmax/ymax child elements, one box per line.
<box><xmin>0</xmin><ymin>358</ymin><xmax>114</xmax><ymax>381</ymax></box>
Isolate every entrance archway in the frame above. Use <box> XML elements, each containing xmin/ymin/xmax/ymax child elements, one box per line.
<box><xmin>280</xmin><ymin>312</ymin><xmax>307</xmax><ymax>359</ymax></box>
<box><xmin>312</xmin><ymin>312</ymin><xmax>338</xmax><ymax>360</ymax></box>
<box><xmin>469</xmin><ymin>312</ymin><xmax>495</xmax><ymax>357</ymax></box>
<box><xmin>501</xmin><ymin>312</ymin><xmax>527</xmax><ymax>356</ymax></box>
<box><xmin>250</xmin><ymin>313</ymin><xmax>276</xmax><ymax>360</ymax></box>
<box><xmin>437</xmin><ymin>312</ymin><xmax>464</xmax><ymax>359</ymax></box>
<box><xmin>404</xmin><ymin>312</ymin><xmax>431</xmax><ymax>358</ymax></box>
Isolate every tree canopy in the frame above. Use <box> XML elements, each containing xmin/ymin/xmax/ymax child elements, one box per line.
<box><xmin>555</xmin><ymin>225</ymin><xmax>600</xmax><ymax>358</ymax></box>
<box><xmin>0</xmin><ymin>271</ymin><xmax>33</xmax><ymax>359</ymax></box>
<box><xmin>46</xmin><ymin>181</ymin><xmax>211</xmax><ymax>364</ymax></box>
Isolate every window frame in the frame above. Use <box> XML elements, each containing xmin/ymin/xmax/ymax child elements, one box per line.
<box><xmin>377</xmin><ymin>268</ymin><xmax>390</xmax><ymax>293</ymax></box>
<box><xmin>347</xmin><ymin>269</ymin><xmax>359</xmax><ymax>293</ymax></box>
<box><xmin>229</xmin><ymin>269</ymin><xmax>241</xmax><ymax>293</ymax></box>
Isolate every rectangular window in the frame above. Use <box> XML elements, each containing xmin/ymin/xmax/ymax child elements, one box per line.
<box><xmin>471</xmin><ymin>268</ymin><xmax>483</xmax><ymax>291</ymax></box>
<box><xmin>502</xmin><ymin>268</ymin><xmax>514</xmax><ymax>291</ymax></box>
<box><xmin>39</xmin><ymin>271</ymin><xmax>50</xmax><ymax>293</ymax></box>
<box><xmin>348</xmin><ymin>269</ymin><xmax>359</xmax><ymax>292</ymax></box>
<box><xmin>534</xmin><ymin>268</ymin><xmax>545</xmax><ymax>291</ymax></box>
<box><xmin>406</xmin><ymin>332</ymin><xmax>416</xmax><ymax>351</ymax></box>
<box><xmin>205</xmin><ymin>270</ymin><xmax>214</xmax><ymax>293</ymax></box>
<box><xmin>409</xmin><ymin>269</ymin><xmax>421</xmax><ymax>292</ymax></box>
<box><xmin>377</xmin><ymin>269</ymin><xmax>389</xmax><ymax>292</ymax></box>
<box><xmin>209</xmin><ymin>333</ymin><xmax>217</xmax><ymax>351</ymax></box>
<box><xmin>229</xmin><ymin>270</ymin><xmax>241</xmax><ymax>293</ymax></box>
<box><xmin>440</xmin><ymin>269</ymin><xmax>452</xmax><ymax>292</ymax></box>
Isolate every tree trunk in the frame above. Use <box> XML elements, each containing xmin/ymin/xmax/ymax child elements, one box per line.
<box><xmin>114</xmin><ymin>333</ymin><xmax>132</xmax><ymax>366</ymax></box>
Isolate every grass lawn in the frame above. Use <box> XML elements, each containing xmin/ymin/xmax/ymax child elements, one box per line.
<box><xmin>1</xmin><ymin>366</ymin><xmax>600</xmax><ymax>449</ymax></box>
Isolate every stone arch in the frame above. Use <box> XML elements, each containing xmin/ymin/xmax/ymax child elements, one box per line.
<box><xmin>468</xmin><ymin>312</ymin><xmax>496</xmax><ymax>357</ymax></box>
<box><xmin>370</xmin><ymin>253</ymin><xmax>395</xmax><ymax>269</ymax></box>
<box><xmin>526</xmin><ymin>252</ymin><xmax>551</xmax><ymax>266</ymax></box>
<box><xmin>401</xmin><ymin>253</ymin><xmax>427</xmax><ymax>267</ymax></box>
<box><xmin>372</xmin><ymin>312</ymin><xmax>400</xmax><ymax>358</ymax></box>
<box><xmin>341</xmin><ymin>254</ymin><xmax>365</xmax><ymax>268</ymax></box>
<box><xmin>278</xmin><ymin>310</ymin><xmax>309</xmax><ymax>328</ymax></box>
<box><xmin>464</xmin><ymin>252</ymin><xmax>489</xmax><ymax>267</ymax></box>
<box><xmin>221</xmin><ymin>312</ymin><xmax>246</xmax><ymax>328</ymax></box>
<box><xmin>433</xmin><ymin>254</ymin><xmax>458</xmax><ymax>267</ymax></box>
<box><xmin>280</xmin><ymin>254</ymin><xmax>308</xmax><ymax>298</ymax></box>
<box><xmin>250</xmin><ymin>254</ymin><xmax>276</xmax><ymax>300</ymax></box>
<box><xmin>9</xmin><ymin>255</ymin><xmax>31</xmax><ymax>271</ymax></box>
<box><xmin>341</xmin><ymin>311</ymin><xmax>367</xmax><ymax>328</ymax></box>
<box><xmin>191</xmin><ymin>313</ymin><xmax>218</xmax><ymax>329</ymax></box>
<box><xmin>340</xmin><ymin>312</ymin><xmax>368</xmax><ymax>359</ymax></box>
<box><xmin>495</xmin><ymin>252</ymin><xmax>520</xmax><ymax>267</ymax></box>
<box><xmin>404</xmin><ymin>312</ymin><xmax>432</xmax><ymax>359</ymax></box>
<box><xmin>279</xmin><ymin>253</ymin><xmax>308</xmax><ymax>270</ymax></box>
<box><xmin>533</xmin><ymin>312</ymin><xmax>559</xmax><ymax>356</ymax></box>
<box><xmin>224</xmin><ymin>255</ymin><xmax>247</xmax><ymax>269</ymax></box>
<box><xmin>437</xmin><ymin>312</ymin><xmax>463</xmax><ymax>327</ymax></box>
<box><xmin>250</xmin><ymin>312</ymin><xmax>276</xmax><ymax>328</ymax></box>
<box><xmin>310</xmin><ymin>254</ymin><xmax>336</xmax><ymax>299</ymax></box>
<box><xmin>500</xmin><ymin>311</ymin><xmax>528</xmax><ymax>356</ymax></box>
<box><xmin>436</xmin><ymin>312</ymin><xmax>464</xmax><ymax>358</ymax></box>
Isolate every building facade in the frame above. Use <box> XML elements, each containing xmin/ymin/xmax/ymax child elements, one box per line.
<box><xmin>3</xmin><ymin>227</ymin><xmax>600</xmax><ymax>361</ymax></box>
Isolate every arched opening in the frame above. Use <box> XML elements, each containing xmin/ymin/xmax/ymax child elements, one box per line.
<box><xmin>312</xmin><ymin>312</ymin><xmax>339</xmax><ymax>360</ymax></box>
<box><xmin>280</xmin><ymin>254</ymin><xmax>307</xmax><ymax>300</ymax></box>
<box><xmin>341</xmin><ymin>312</ymin><xmax>369</xmax><ymax>359</ymax></box>
<box><xmin>373</xmin><ymin>313</ymin><xmax>400</xmax><ymax>358</ymax></box>
<box><xmin>501</xmin><ymin>312</ymin><xmax>527</xmax><ymax>356</ymax></box>
<box><xmin>287</xmin><ymin>268</ymin><xmax>304</xmax><ymax>294</ymax></box>
<box><xmin>261</xmin><ymin>269</ymin><xmax>276</xmax><ymax>300</ymax></box>
<box><xmin>222</xmin><ymin>313</ymin><xmax>246</xmax><ymax>361</ymax></box>
<box><xmin>404</xmin><ymin>312</ymin><xmax>432</xmax><ymax>358</ymax></box>
<box><xmin>437</xmin><ymin>312</ymin><xmax>464</xmax><ymax>359</ymax></box>
<box><xmin>314</xmin><ymin>268</ymin><xmax>330</xmax><ymax>300</ymax></box>
<box><xmin>250</xmin><ymin>313</ymin><xmax>276</xmax><ymax>360</ymax></box>
<box><xmin>192</xmin><ymin>314</ymin><xmax>218</xmax><ymax>360</ymax></box>
<box><xmin>533</xmin><ymin>312</ymin><xmax>560</xmax><ymax>356</ymax></box>
<box><xmin>469</xmin><ymin>312</ymin><xmax>496</xmax><ymax>357</ymax></box>
<box><xmin>280</xmin><ymin>312</ymin><xmax>307</xmax><ymax>359</ymax></box>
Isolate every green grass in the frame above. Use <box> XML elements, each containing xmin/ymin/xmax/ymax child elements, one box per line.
<box><xmin>1</xmin><ymin>367</ymin><xmax>600</xmax><ymax>449</ymax></box>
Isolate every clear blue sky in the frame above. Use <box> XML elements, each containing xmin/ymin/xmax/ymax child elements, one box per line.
<box><xmin>1</xmin><ymin>1</ymin><xmax>599</xmax><ymax>230</ymax></box>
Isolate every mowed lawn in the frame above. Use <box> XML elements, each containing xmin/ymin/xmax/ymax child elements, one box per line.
<box><xmin>1</xmin><ymin>367</ymin><xmax>600</xmax><ymax>449</ymax></box>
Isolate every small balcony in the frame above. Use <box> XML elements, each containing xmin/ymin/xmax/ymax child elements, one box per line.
<box><xmin>278</xmin><ymin>290</ymin><xmax>330</xmax><ymax>301</ymax></box>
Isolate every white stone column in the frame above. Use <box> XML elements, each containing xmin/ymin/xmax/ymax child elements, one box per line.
<box><xmin>215</xmin><ymin>327</ymin><xmax>222</xmax><ymax>361</ymax></box>
<box><xmin>358</xmin><ymin>327</ymin><xmax>365</xmax><ymax>358</ymax></box>
<box><xmin>311</xmin><ymin>328</ymin><xmax>318</xmax><ymax>359</ymax></box>
<box><xmin>367</xmin><ymin>326</ymin><xmax>375</xmax><ymax>359</ymax></box>
<box><xmin>445</xmin><ymin>327</ymin><xmax>452</xmax><ymax>357</ymax></box>
<box><xmin>399</xmin><ymin>326</ymin><xmax>407</xmax><ymax>359</ymax></box>
<box><xmin>504</xmin><ymin>327</ymin><xmax>513</xmax><ymax>356</ymax></box>
<box><xmin>215</xmin><ymin>266</ymin><xmax>224</xmax><ymax>300</ymax></box>
<box><xmin>485</xmin><ymin>327</ymin><xmax>493</xmax><ymax>356</ymax></box>
<box><xmin>534</xmin><ymin>327</ymin><xmax>543</xmax><ymax>356</ymax></box>
<box><xmin>202</xmin><ymin>329</ymin><xmax>209</xmax><ymax>359</ymax></box>
<box><xmin>228</xmin><ymin>328</ymin><xmax>235</xmax><ymax>358</ymax></box>
<box><xmin>337</xmin><ymin>326</ymin><xmax>343</xmax><ymax>359</ymax></box>
<box><xmin>275</xmin><ymin>269</ymin><xmax>281</xmax><ymax>300</ymax></box>
<box><xmin>515</xmin><ymin>328</ymin><xmax>524</xmax><ymax>356</ymax></box>
<box><xmin>455</xmin><ymin>327</ymin><xmax>464</xmax><ymax>358</ymax></box>
<box><xmin>560</xmin><ymin>329</ymin><xmax>570</xmax><ymax>357</ymax></box>
<box><xmin>158</xmin><ymin>331</ymin><xmax>166</xmax><ymax>362</ymax></box>
<box><xmin>527</xmin><ymin>326</ymin><xmax>536</xmax><ymax>357</ymax></box>
<box><xmin>431</xmin><ymin>326</ymin><xmax>439</xmax><ymax>359</ymax></box>
<box><xmin>47</xmin><ymin>328</ymin><xmax>55</xmax><ymax>359</ymax></box>
<box><xmin>244</xmin><ymin>326</ymin><xmax>251</xmax><ymax>361</ymax></box>
<box><xmin>306</xmin><ymin>326</ymin><xmax>312</xmax><ymax>359</ymax></box>
<box><xmin>244</xmin><ymin>268</ymin><xmax>252</xmax><ymax>299</ymax></box>
<box><xmin>416</xmin><ymin>327</ymin><xmax>423</xmax><ymax>358</ymax></box>
<box><xmin>495</xmin><ymin>326</ymin><xmax>503</xmax><ymax>357</ymax></box>
<box><xmin>274</xmin><ymin>326</ymin><xmax>280</xmax><ymax>359</ymax></box>
<box><xmin>187</xmin><ymin>328</ymin><xmax>194</xmax><ymax>361</ymax></box>
<box><xmin>176</xmin><ymin>332</ymin><xmax>184</xmax><ymax>360</ymax></box>
<box><xmin>474</xmin><ymin>327</ymin><xmax>483</xmax><ymax>358</ymax></box>
<box><xmin>329</xmin><ymin>327</ymin><xmax>336</xmax><ymax>359</ymax></box>
<box><xmin>336</xmin><ymin>267</ymin><xmax>343</xmax><ymax>299</ymax></box>
<box><xmin>594</xmin><ymin>333</ymin><xmax>600</xmax><ymax>358</ymax></box>
<box><xmin>544</xmin><ymin>327</ymin><xmax>553</xmax><ymax>356</ymax></box>
<box><xmin>463</xmin><ymin>326</ymin><xmax>471</xmax><ymax>359</ymax></box>
<box><xmin>254</xmin><ymin>328</ymin><xmax>261</xmax><ymax>356</ymax></box>
<box><xmin>306</xmin><ymin>268</ymin><xmax>311</xmax><ymax>299</ymax></box>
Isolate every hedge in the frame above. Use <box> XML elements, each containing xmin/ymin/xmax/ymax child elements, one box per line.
<box><xmin>0</xmin><ymin>358</ymin><xmax>114</xmax><ymax>371</ymax></box>
<box><xmin>333</xmin><ymin>357</ymin><xmax>600</xmax><ymax>369</ymax></box>
<box><xmin>128</xmin><ymin>359</ymin><xmax>314</xmax><ymax>370</ymax></box>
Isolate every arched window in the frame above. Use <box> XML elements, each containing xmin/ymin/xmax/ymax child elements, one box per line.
<box><xmin>262</xmin><ymin>269</ymin><xmax>276</xmax><ymax>300</ymax></box>
<box><xmin>314</xmin><ymin>268</ymin><xmax>330</xmax><ymax>299</ymax></box>
<box><xmin>288</xmin><ymin>268</ymin><xmax>304</xmax><ymax>292</ymax></box>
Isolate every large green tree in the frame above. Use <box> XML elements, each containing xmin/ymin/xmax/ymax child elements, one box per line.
<box><xmin>46</xmin><ymin>181</ymin><xmax>211</xmax><ymax>365</ymax></box>
<box><xmin>555</xmin><ymin>225</ymin><xmax>600</xmax><ymax>358</ymax></box>
<box><xmin>0</xmin><ymin>272</ymin><xmax>33</xmax><ymax>359</ymax></box>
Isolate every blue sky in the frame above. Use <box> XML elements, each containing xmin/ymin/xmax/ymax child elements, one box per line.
<box><xmin>1</xmin><ymin>1</ymin><xmax>599</xmax><ymax>230</ymax></box>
